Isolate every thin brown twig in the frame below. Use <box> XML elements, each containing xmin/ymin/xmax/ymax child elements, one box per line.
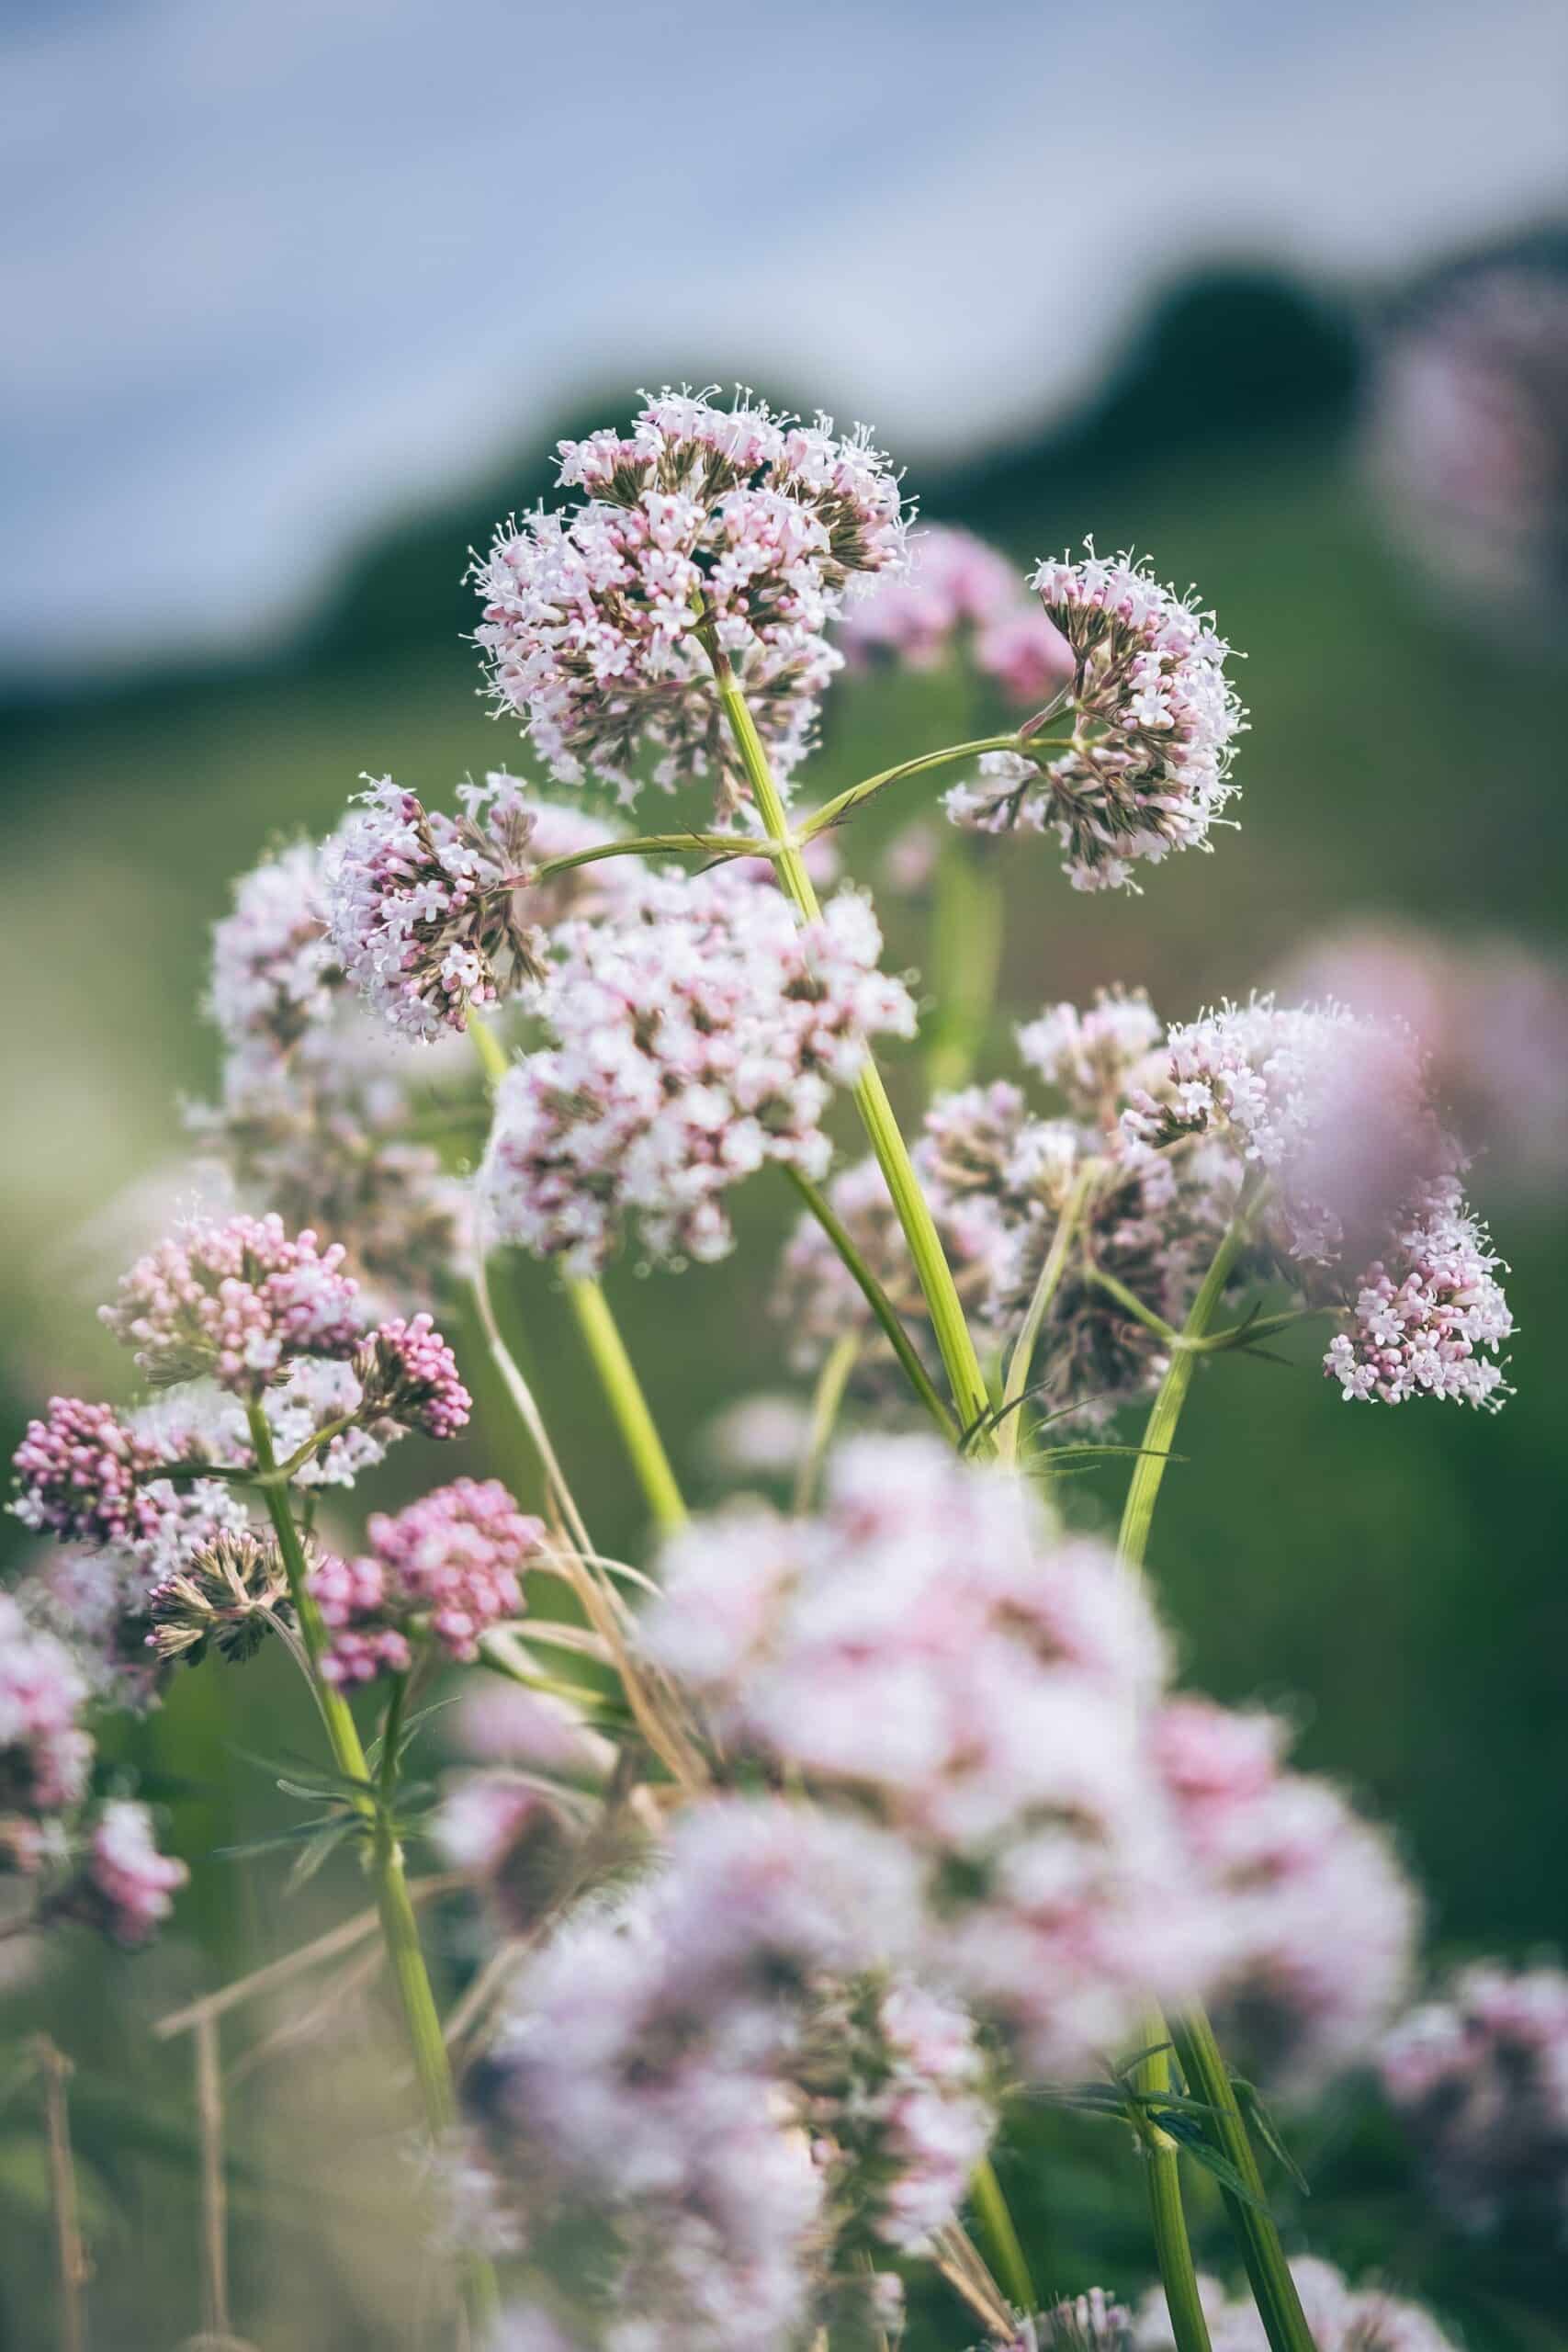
<box><xmin>194</xmin><ymin>2016</ymin><xmax>230</xmax><ymax>2341</ymax></box>
<box><xmin>35</xmin><ymin>2036</ymin><xmax>89</xmax><ymax>2352</ymax></box>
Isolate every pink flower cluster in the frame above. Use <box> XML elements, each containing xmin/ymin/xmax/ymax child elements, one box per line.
<box><xmin>101</xmin><ymin>1212</ymin><xmax>364</xmax><ymax>1395</ymax></box>
<box><xmin>310</xmin><ymin>1479</ymin><xmax>540</xmax><ymax>1681</ymax></box>
<box><xmin>645</xmin><ymin>1435</ymin><xmax>1200</xmax><ymax>2078</ymax></box>
<box><xmin>1380</xmin><ymin>1962</ymin><xmax>1568</xmax><ymax>2240</ymax></box>
<box><xmin>1155</xmin><ymin>1698</ymin><xmax>1417</xmax><ymax>2098</ymax></box>
<box><xmin>310</xmin><ymin>1554</ymin><xmax>412</xmax><ymax>1685</ymax></box>
<box><xmin>644</xmin><ymin>1436</ymin><xmax>1416</xmax><ymax>2095</ymax></box>
<box><xmin>1132</xmin><ymin>2257</ymin><xmax>1460</xmax><ymax>2352</ymax></box>
<box><xmin>11</xmin><ymin>1396</ymin><xmax>165</xmax><ymax>1549</ymax></box>
<box><xmin>0</xmin><ymin>1594</ymin><xmax>94</xmax><ymax>1852</ymax></box>
<box><xmin>354</xmin><ymin>1313</ymin><xmax>471</xmax><ymax>1441</ymax></box>
<box><xmin>472</xmin><ymin>1794</ymin><xmax>943</xmax><ymax>2351</ymax></box>
<box><xmin>472</xmin><ymin>388</ymin><xmax>910</xmax><ymax>808</ymax></box>
<box><xmin>325</xmin><ymin>773</ymin><xmax>634</xmax><ymax>1040</ymax></box>
<box><xmin>85</xmin><ymin>1798</ymin><xmax>188</xmax><ymax>1946</ymax></box>
<box><xmin>482</xmin><ymin>870</ymin><xmax>916</xmax><ymax>1273</ymax></box>
<box><xmin>1278</xmin><ymin>918</ymin><xmax>1568</xmax><ymax>1206</ymax></box>
<box><xmin>944</xmin><ymin>545</ymin><xmax>1245</xmax><ymax>888</ymax></box>
<box><xmin>1126</xmin><ymin>999</ymin><xmax>1513</xmax><ymax>1408</ymax></box>
<box><xmin>838</xmin><ymin>522</ymin><xmax>1071</xmax><ymax>705</ymax></box>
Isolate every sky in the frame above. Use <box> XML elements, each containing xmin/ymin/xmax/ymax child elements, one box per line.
<box><xmin>4</xmin><ymin>0</ymin><xmax>1565</xmax><ymax>675</ymax></box>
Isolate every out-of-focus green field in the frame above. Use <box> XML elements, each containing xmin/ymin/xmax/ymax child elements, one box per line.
<box><xmin>3</xmin><ymin>292</ymin><xmax>1567</xmax><ymax>2345</ymax></box>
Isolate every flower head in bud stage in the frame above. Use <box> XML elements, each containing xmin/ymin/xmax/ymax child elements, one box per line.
<box><xmin>100</xmin><ymin>1212</ymin><xmax>364</xmax><ymax>1396</ymax></box>
<box><xmin>354</xmin><ymin>1313</ymin><xmax>471</xmax><ymax>1441</ymax></box>
<box><xmin>0</xmin><ymin>1594</ymin><xmax>95</xmax><ymax>1853</ymax></box>
<box><xmin>11</xmin><ymin>1396</ymin><xmax>166</xmax><ymax>1549</ymax></box>
<box><xmin>472</xmin><ymin>388</ymin><xmax>911</xmax><ymax>809</ymax></box>
<box><xmin>944</xmin><ymin>546</ymin><xmax>1245</xmax><ymax>891</ymax></box>
<box><xmin>1125</xmin><ymin>997</ymin><xmax>1514</xmax><ymax>1409</ymax></box>
<box><xmin>1154</xmin><ymin>1698</ymin><xmax>1418</xmax><ymax>2098</ymax></box>
<box><xmin>1132</xmin><ymin>2258</ymin><xmax>1461</xmax><ymax>2352</ymax></box>
<box><xmin>144</xmin><ymin>1529</ymin><xmax>291</xmax><ymax>1666</ymax></box>
<box><xmin>309</xmin><ymin>1553</ymin><xmax>413</xmax><ymax>1686</ymax></box>
<box><xmin>325</xmin><ymin>773</ymin><xmax>638</xmax><ymax>1041</ymax></box>
<box><xmin>1379</xmin><ymin>1962</ymin><xmax>1568</xmax><ymax>2241</ymax></box>
<box><xmin>837</xmin><ymin>522</ymin><xmax>1072</xmax><ymax>707</ymax></box>
<box><xmin>80</xmin><ymin>1798</ymin><xmax>187</xmax><ymax>1946</ymax></box>
<box><xmin>482</xmin><ymin>871</ymin><xmax>916</xmax><ymax>1275</ymax></box>
<box><xmin>309</xmin><ymin>1478</ymin><xmax>541</xmax><ymax>1681</ymax></box>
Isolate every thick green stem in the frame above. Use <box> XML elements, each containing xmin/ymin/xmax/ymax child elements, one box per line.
<box><xmin>1139</xmin><ymin>2048</ymin><xmax>1215</xmax><ymax>2352</ymax></box>
<box><xmin>784</xmin><ymin>1167</ymin><xmax>956</xmax><ymax>1442</ymax></box>
<box><xmin>566</xmin><ymin>1275</ymin><xmax>687</xmax><ymax>1532</ymax></box>
<box><xmin>1117</xmin><ymin>1204</ymin><xmax>1317</xmax><ymax>2352</ymax></box>
<box><xmin>468</xmin><ymin>1010</ymin><xmax>686</xmax><ymax>1535</ymax></box>
<box><xmin>1170</xmin><ymin>2010</ymin><xmax>1314</xmax><ymax>2352</ymax></box>
<box><xmin>705</xmin><ymin>652</ymin><xmax>993</xmax><ymax>1439</ymax></box>
<box><xmin>245</xmin><ymin>1408</ymin><xmax>498</xmax><ymax>2335</ymax></box>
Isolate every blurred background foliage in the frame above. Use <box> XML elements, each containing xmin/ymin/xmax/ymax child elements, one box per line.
<box><xmin>4</xmin><ymin>254</ymin><xmax>1568</xmax><ymax>2346</ymax></box>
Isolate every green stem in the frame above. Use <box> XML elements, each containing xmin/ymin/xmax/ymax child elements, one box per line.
<box><xmin>969</xmin><ymin>2152</ymin><xmax>1036</xmax><ymax>2318</ymax></box>
<box><xmin>784</xmin><ymin>1167</ymin><xmax>956</xmax><ymax>1442</ymax></box>
<box><xmin>794</xmin><ymin>1330</ymin><xmax>861</xmax><ymax>1514</ymax></box>
<box><xmin>1169</xmin><ymin>2012</ymin><xmax>1314</xmax><ymax>2352</ymax></box>
<box><xmin>244</xmin><ymin>1408</ymin><xmax>498</xmax><ymax>2336</ymax></box>
<box><xmin>1115</xmin><ymin>1208</ymin><xmax>1254</xmax><ymax>1573</ymax></box>
<box><xmin>926</xmin><ymin>836</ymin><xmax>1006</xmax><ymax>1096</ymax></box>
<box><xmin>703</xmin><ymin>648</ymin><xmax>993</xmax><ymax>1440</ymax></box>
<box><xmin>565</xmin><ymin>1275</ymin><xmax>687</xmax><ymax>1532</ymax></box>
<box><xmin>1139</xmin><ymin>2046</ymin><xmax>1215</xmax><ymax>2352</ymax></box>
<box><xmin>997</xmin><ymin>1161</ymin><xmax>1099</xmax><ymax>1466</ymax></box>
<box><xmin>799</xmin><ymin>734</ymin><xmax>1026</xmax><ymax>841</ymax></box>
<box><xmin>529</xmin><ymin>829</ymin><xmax>786</xmax><ymax>885</ymax></box>
<box><xmin>1118</xmin><ymin>1199</ymin><xmax>1317</xmax><ymax>2352</ymax></box>
<box><xmin>468</xmin><ymin>1010</ymin><xmax>686</xmax><ymax>1535</ymax></box>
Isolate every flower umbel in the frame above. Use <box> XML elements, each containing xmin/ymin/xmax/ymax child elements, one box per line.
<box><xmin>945</xmin><ymin>545</ymin><xmax>1244</xmax><ymax>890</ymax></box>
<box><xmin>473</xmin><ymin>388</ymin><xmax>910</xmax><ymax>808</ymax></box>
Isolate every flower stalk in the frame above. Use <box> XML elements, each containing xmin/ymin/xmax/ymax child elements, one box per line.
<box><xmin>1116</xmin><ymin>1193</ymin><xmax>1318</xmax><ymax>2352</ymax></box>
<box><xmin>468</xmin><ymin>1010</ymin><xmax>687</xmax><ymax>1534</ymax></box>
<box><xmin>242</xmin><ymin>1404</ymin><xmax>500</xmax><ymax>2338</ymax></box>
<box><xmin>702</xmin><ymin>631</ymin><xmax>994</xmax><ymax>1442</ymax></box>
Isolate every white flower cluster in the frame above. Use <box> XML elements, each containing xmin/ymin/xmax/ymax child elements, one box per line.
<box><xmin>778</xmin><ymin>989</ymin><xmax>1244</xmax><ymax>1426</ymax></box>
<box><xmin>482</xmin><ymin>871</ymin><xmax>916</xmax><ymax>1273</ymax></box>
<box><xmin>472</xmin><ymin>1794</ymin><xmax>962</xmax><ymax>2352</ymax></box>
<box><xmin>473</xmin><ymin>388</ymin><xmax>910</xmax><ymax>808</ymax></box>
<box><xmin>945</xmin><ymin>546</ymin><xmax>1245</xmax><ymax>889</ymax></box>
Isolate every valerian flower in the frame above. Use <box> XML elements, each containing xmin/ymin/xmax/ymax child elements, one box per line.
<box><xmin>482</xmin><ymin>870</ymin><xmax>916</xmax><ymax>1274</ymax></box>
<box><xmin>472</xmin><ymin>388</ymin><xmax>910</xmax><ymax>808</ymax></box>
<box><xmin>945</xmin><ymin>545</ymin><xmax>1245</xmax><ymax>890</ymax></box>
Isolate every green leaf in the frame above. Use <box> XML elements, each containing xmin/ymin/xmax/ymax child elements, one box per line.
<box><xmin>1232</xmin><ymin>2077</ymin><xmax>1311</xmax><ymax>2197</ymax></box>
<box><xmin>286</xmin><ymin>1815</ymin><xmax>360</xmax><ymax>1894</ymax></box>
<box><xmin>1157</xmin><ymin>2114</ymin><xmax>1270</xmax><ymax>2211</ymax></box>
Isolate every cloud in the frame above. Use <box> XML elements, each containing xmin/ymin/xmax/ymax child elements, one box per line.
<box><xmin>4</xmin><ymin>0</ymin><xmax>1564</xmax><ymax>669</ymax></box>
